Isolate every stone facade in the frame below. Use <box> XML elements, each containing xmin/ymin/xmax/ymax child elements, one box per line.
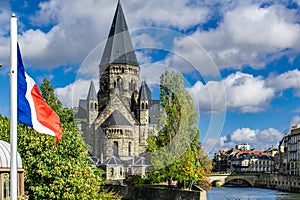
<box><xmin>75</xmin><ymin>1</ymin><xmax>159</xmax><ymax>180</ymax></box>
<box><xmin>277</xmin><ymin>126</ymin><xmax>300</xmax><ymax>176</ymax></box>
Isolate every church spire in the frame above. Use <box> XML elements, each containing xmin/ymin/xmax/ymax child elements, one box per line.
<box><xmin>87</xmin><ymin>80</ymin><xmax>97</xmax><ymax>100</ymax></box>
<box><xmin>99</xmin><ymin>1</ymin><xmax>139</xmax><ymax>71</ymax></box>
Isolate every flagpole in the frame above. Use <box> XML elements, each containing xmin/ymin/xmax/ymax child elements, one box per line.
<box><xmin>10</xmin><ymin>13</ymin><xmax>18</xmax><ymax>200</ymax></box>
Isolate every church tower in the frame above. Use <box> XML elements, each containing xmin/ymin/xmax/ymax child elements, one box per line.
<box><xmin>98</xmin><ymin>0</ymin><xmax>140</xmax><ymax>111</ymax></box>
<box><xmin>76</xmin><ymin>1</ymin><xmax>160</xmax><ymax>166</ymax></box>
<box><xmin>138</xmin><ymin>80</ymin><xmax>151</xmax><ymax>125</ymax></box>
<box><xmin>138</xmin><ymin>80</ymin><xmax>152</xmax><ymax>150</ymax></box>
<box><xmin>87</xmin><ymin>81</ymin><xmax>98</xmax><ymax>125</ymax></box>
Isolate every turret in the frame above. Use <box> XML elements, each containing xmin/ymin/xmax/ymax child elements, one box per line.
<box><xmin>138</xmin><ymin>80</ymin><xmax>151</xmax><ymax>125</ymax></box>
<box><xmin>87</xmin><ymin>81</ymin><xmax>98</xmax><ymax>125</ymax></box>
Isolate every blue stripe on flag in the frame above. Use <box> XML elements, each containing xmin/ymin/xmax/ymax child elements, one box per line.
<box><xmin>17</xmin><ymin>44</ymin><xmax>33</xmax><ymax>127</ymax></box>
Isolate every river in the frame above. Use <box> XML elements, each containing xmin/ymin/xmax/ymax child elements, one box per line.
<box><xmin>207</xmin><ymin>187</ymin><xmax>300</xmax><ymax>200</ymax></box>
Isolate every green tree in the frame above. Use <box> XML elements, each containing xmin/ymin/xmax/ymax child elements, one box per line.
<box><xmin>0</xmin><ymin>79</ymin><xmax>119</xmax><ymax>199</ymax></box>
<box><xmin>146</xmin><ymin>70</ymin><xmax>212</xmax><ymax>190</ymax></box>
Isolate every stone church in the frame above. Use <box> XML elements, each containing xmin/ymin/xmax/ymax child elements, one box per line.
<box><xmin>76</xmin><ymin>1</ymin><xmax>159</xmax><ymax>180</ymax></box>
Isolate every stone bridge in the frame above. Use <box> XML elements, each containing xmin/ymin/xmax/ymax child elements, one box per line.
<box><xmin>208</xmin><ymin>173</ymin><xmax>260</xmax><ymax>187</ymax></box>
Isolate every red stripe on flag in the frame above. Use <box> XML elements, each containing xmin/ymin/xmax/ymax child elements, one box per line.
<box><xmin>31</xmin><ymin>84</ymin><xmax>63</xmax><ymax>143</ymax></box>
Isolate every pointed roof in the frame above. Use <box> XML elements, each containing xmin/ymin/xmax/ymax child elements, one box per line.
<box><xmin>133</xmin><ymin>156</ymin><xmax>150</xmax><ymax>167</ymax></box>
<box><xmin>87</xmin><ymin>81</ymin><xmax>97</xmax><ymax>100</ymax></box>
<box><xmin>101</xmin><ymin>155</ymin><xmax>126</xmax><ymax>166</ymax></box>
<box><xmin>101</xmin><ymin>109</ymin><xmax>133</xmax><ymax>127</ymax></box>
<box><xmin>75</xmin><ymin>99</ymin><xmax>87</xmax><ymax>119</ymax></box>
<box><xmin>100</xmin><ymin>1</ymin><xmax>139</xmax><ymax>69</ymax></box>
<box><xmin>139</xmin><ymin>80</ymin><xmax>152</xmax><ymax>101</ymax></box>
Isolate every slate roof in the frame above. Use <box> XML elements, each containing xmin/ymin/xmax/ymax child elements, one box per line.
<box><xmin>105</xmin><ymin>156</ymin><xmax>150</xmax><ymax>167</ymax></box>
<box><xmin>101</xmin><ymin>156</ymin><xmax>126</xmax><ymax>166</ymax></box>
<box><xmin>100</xmin><ymin>1</ymin><xmax>139</xmax><ymax>69</ymax></box>
<box><xmin>149</xmin><ymin>100</ymin><xmax>160</xmax><ymax>124</ymax></box>
<box><xmin>87</xmin><ymin>80</ymin><xmax>97</xmax><ymax>100</ymax></box>
<box><xmin>75</xmin><ymin>99</ymin><xmax>87</xmax><ymax>119</ymax></box>
<box><xmin>101</xmin><ymin>109</ymin><xmax>133</xmax><ymax>127</ymax></box>
<box><xmin>133</xmin><ymin>156</ymin><xmax>150</xmax><ymax>167</ymax></box>
<box><xmin>139</xmin><ymin>80</ymin><xmax>152</xmax><ymax>101</ymax></box>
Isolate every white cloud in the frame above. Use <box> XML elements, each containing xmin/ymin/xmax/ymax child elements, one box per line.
<box><xmin>224</xmin><ymin>72</ymin><xmax>275</xmax><ymax>113</ymax></box>
<box><xmin>187</xmin><ymin>80</ymin><xmax>226</xmax><ymax>113</ymax></box>
<box><xmin>55</xmin><ymin>79</ymin><xmax>98</xmax><ymax>108</ymax></box>
<box><xmin>0</xmin><ymin>0</ymin><xmax>211</xmax><ymax>71</ymax></box>
<box><xmin>225</xmin><ymin>5</ymin><xmax>300</xmax><ymax>49</ymax></box>
<box><xmin>204</xmin><ymin>127</ymin><xmax>284</xmax><ymax>154</ymax></box>
<box><xmin>189</xmin><ymin>68</ymin><xmax>300</xmax><ymax>114</ymax></box>
<box><xmin>181</xmin><ymin>4</ymin><xmax>300</xmax><ymax>70</ymax></box>
<box><xmin>162</xmin><ymin>35</ymin><xmax>220</xmax><ymax>76</ymax></box>
<box><xmin>125</xmin><ymin>0</ymin><xmax>209</xmax><ymax>30</ymax></box>
<box><xmin>1</xmin><ymin>0</ymin><xmax>299</xmax><ymax>74</ymax></box>
<box><xmin>290</xmin><ymin>116</ymin><xmax>300</xmax><ymax>127</ymax></box>
<box><xmin>266</xmin><ymin>69</ymin><xmax>300</xmax><ymax>96</ymax></box>
<box><xmin>133</xmin><ymin>33</ymin><xmax>163</xmax><ymax>50</ymax></box>
<box><xmin>188</xmin><ymin>72</ymin><xmax>274</xmax><ymax>113</ymax></box>
<box><xmin>0</xmin><ymin>6</ymin><xmax>10</xmax><ymax>36</ymax></box>
<box><xmin>294</xmin><ymin>108</ymin><xmax>300</xmax><ymax>113</ymax></box>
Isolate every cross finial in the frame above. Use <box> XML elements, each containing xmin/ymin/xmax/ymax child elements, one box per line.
<box><xmin>118</xmin><ymin>0</ymin><xmax>120</xmax><ymax>4</ymax></box>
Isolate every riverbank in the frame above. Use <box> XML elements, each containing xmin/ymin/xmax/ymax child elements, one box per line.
<box><xmin>105</xmin><ymin>185</ymin><xmax>207</xmax><ymax>200</ymax></box>
<box><xmin>207</xmin><ymin>187</ymin><xmax>300</xmax><ymax>200</ymax></box>
<box><xmin>257</xmin><ymin>173</ymin><xmax>300</xmax><ymax>193</ymax></box>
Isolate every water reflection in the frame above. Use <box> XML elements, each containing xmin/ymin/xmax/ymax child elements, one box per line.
<box><xmin>207</xmin><ymin>187</ymin><xmax>300</xmax><ymax>200</ymax></box>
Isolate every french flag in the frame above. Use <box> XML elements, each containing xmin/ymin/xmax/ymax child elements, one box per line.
<box><xmin>17</xmin><ymin>44</ymin><xmax>62</xmax><ymax>144</ymax></box>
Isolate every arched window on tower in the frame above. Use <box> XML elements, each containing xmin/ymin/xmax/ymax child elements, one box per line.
<box><xmin>116</xmin><ymin>77</ymin><xmax>123</xmax><ymax>91</ymax></box>
<box><xmin>90</xmin><ymin>102</ymin><xmax>94</xmax><ymax>110</ymax></box>
<box><xmin>141</xmin><ymin>103</ymin><xmax>145</xmax><ymax>110</ymax></box>
<box><xmin>95</xmin><ymin>103</ymin><xmax>98</xmax><ymax>110</ymax></box>
<box><xmin>113</xmin><ymin>141</ymin><xmax>119</xmax><ymax>156</ymax></box>
<box><xmin>129</xmin><ymin>79</ymin><xmax>136</xmax><ymax>91</ymax></box>
<box><xmin>128</xmin><ymin>142</ymin><xmax>132</xmax><ymax>156</ymax></box>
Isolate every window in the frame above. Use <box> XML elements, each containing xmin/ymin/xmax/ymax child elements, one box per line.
<box><xmin>110</xmin><ymin>168</ymin><xmax>114</xmax><ymax>176</ymax></box>
<box><xmin>128</xmin><ymin>142</ymin><xmax>132</xmax><ymax>156</ymax></box>
<box><xmin>117</xmin><ymin>78</ymin><xmax>123</xmax><ymax>91</ymax></box>
<box><xmin>129</xmin><ymin>79</ymin><xmax>136</xmax><ymax>91</ymax></box>
<box><xmin>113</xmin><ymin>141</ymin><xmax>118</xmax><ymax>156</ymax></box>
<box><xmin>114</xmin><ymin>77</ymin><xmax>123</xmax><ymax>91</ymax></box>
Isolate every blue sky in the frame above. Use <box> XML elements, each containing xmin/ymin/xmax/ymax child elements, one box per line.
<box><xmin>1</xmin><ymin>0</ymin><xmax>300</xmax><ymax>155</ymax></box>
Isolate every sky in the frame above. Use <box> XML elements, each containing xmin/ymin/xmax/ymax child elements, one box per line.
<box><xmin>0</xmin><ymin>0</ymin><xmax>300</xmax><ymax>156</ymax></box>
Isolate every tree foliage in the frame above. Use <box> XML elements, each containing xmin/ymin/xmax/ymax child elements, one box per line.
<box><xmin>0</xmin><ymin>79</ymin><xmax>119</xmax><ymax>199</ymax></box>
<box><xmin>146</xmin><ymin>70</ymin><xmax>212</xmax><ymax>190</ymax></box>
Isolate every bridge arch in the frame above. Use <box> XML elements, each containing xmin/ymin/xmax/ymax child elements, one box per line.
<box><xmin>224</xmin><ymin>177</ymin><xmax>254</xmax><ymax>187</ymax></box>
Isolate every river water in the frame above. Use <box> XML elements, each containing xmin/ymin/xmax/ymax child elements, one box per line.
<box><xmin>207</xmin><ymin>187</ymin><xmax>300</xmax><ymax>200</ymax></box>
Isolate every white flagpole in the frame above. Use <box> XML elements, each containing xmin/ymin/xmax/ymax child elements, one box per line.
<box><xmin>10</xmin><ymin>13</ymin><xmax>18</xmax><ymax>200</ymax></box>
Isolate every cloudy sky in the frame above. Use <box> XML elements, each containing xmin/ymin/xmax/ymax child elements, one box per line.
<box><xmin>1</xmin><ymin>0</ymin><xmax>300</xmax><ymax>155</ymax></box>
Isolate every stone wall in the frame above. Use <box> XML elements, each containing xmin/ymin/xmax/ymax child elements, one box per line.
<box><xmin>258</xmin><ymin>173</ymin><xmax>300</xmax><ymax>192</ymax></box>
<box><xmin>105</xmin><ymin>185</ymin><xmax>207</xmax><ymax>200</ymax></box>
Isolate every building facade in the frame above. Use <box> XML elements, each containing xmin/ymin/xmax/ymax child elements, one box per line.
<box><xmin>278</xmin><ymin>126</ymin><xmax>300</xmax><ymax>176</ymax></box>
<box><xmin>76</xmin><ymin>1</ymin><xmax>159</xmax><ymax>180</ymax></box>
<box><xmin>213</xmin><ymin>143</ymin><xmax>276</xmax><ymax>173</ymax></box>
